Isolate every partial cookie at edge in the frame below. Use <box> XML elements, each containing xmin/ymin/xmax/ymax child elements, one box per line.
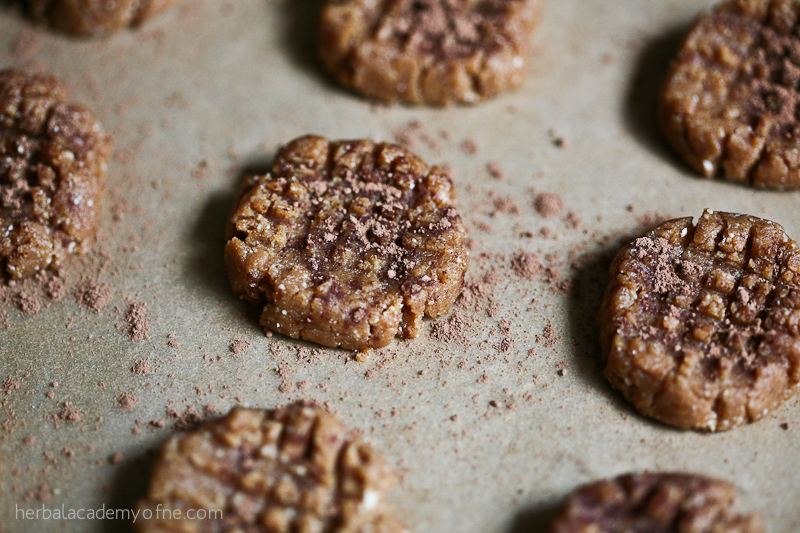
<box><xmin>134</xmin><ymin>403</ymin><xmax>407</xmax><ymax>533</ymax></box>
<box><xmin>24</xmin><ymin>0</ymin><xmax>173</xmax><ymax>36</ymax></box>
<box><xmin>318</xmin><ymin>0</ymin><xmax>542</xmax><ymax>105</ymax></box>
<box><xmin>598</xmin><ymin>209</ymin><xmax>800</xmax><ymax>431</ymax></box>
<box><xmin>0</xmin><ymin>69</ymin><xmax>112</xmax><ymax>279</ymax></box>
<box><xmin>548</xmin><ymin>472</ymin><xmax>764</xmax><ymax>533</ymax></box>
<box><xmin>660</xmin><ymin>0</ymin><xmax>800</xmax><ymax>188</ymax></box>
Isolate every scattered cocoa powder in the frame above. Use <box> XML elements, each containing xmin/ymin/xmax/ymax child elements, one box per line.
<box><xmin>487</xmin><ymin>161</ymin><xmax>505</xmax><ymax>180</ymax></box>
<box><xmin>3</xmin><ymin>375</ymin><xmax>20</xmax><ymax>395</ymax></box>
<box><xmin>511</xmin><ymin>252</ymin><xmax>543</xmax><ymax>281</ymax></box>
<box><xmin>117</xmin><ymin>392</ymin><xmax>138</xmax><ymax>410</ymax></box>
<box><xmin>14</xmin><ymin>291</ymin><xmax>40</xmax><ymax>315</ymax></box>
<box><xmin>44</xmin><ymin>278</ymin><xmax>65</xmax><ymax>301</ymax></box>
<box><xmin>229</xmin><ymin>339</ymin><xmax>250</xmax><ymax>354</ymax></box>
<box><xmin>131</xmin><ymin>359</ymin><xmax>151</xmax><ymax>375</ymax></box>
<box><xmin>167</xmin><ymin>405</ymin><xmax>203</xmax><ymax>431</ymax></box>
<box><xmin>125</xmin><ymin>302</ymin><xmax>150</xmax><ymax>341</ymax></box>
<box><xmin>431</xmin><ymin>311</ymin><xmax>475</xmax><ymax>345</ymax></box>
<box><xmin>461</xmin><ymin>139</ymin><xmax>478</xmax><ymax>155</ymax></box>
<box><xmin>534</xmin><ymin>192</ymin><xmax>563</xmax><ymax>218</ymax></box>
<box><xmin>52</xmin><ymin>402</ymin><xmax>81</xmax><ymax>424</ymax></box>
<box><xmin>75</xmin><ymin>280</ymin><xmax>112</xmax><ymax>312</ymax></box>
<box><xmin>536</xmin><ymin>322</ymin><xmax>559</xmax><ymax>348</ymax></box>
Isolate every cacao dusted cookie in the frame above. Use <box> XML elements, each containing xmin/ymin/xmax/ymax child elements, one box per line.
<box><xmin>318</xmin><ymin>0</ymin><xmax>542</xmax><ymax>105</ymax></box>
<box><xmin>135</xmin><ymin>403</ymin><xmax>407</xmax><ymax>533</ymax></box>
<box><xmin>24</xmin><ymin>0</ymin><xmax>172</xmax><ymax>36</ymax></box>
<box><xmin>660</xmin><ymin>0</ymin><xmax>800</xmax><ymax>189</ymax></box>
<box><xmin>548</xmin><ymin>472</ymin><xmax>764</xmax><ymax>533</ymax></box>
<box><xmin>225</xmin><ymin>134</ymin><xmax>468</xmax><ymax>350</ymax></box>
<box><xmin>0</xmin><ymin>69</ymin><xmax>112</xmax><ymax>280</ymax></box>
<box><xmin>599</xmin><ymin>209</ymin><xmax>800</xmax><ymax>431</ymax></box>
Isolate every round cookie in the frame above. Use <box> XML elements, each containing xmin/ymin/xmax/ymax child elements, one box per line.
<box><xmin>24</xmin><ymin>0</ymin><xmax>172</xmax><ymax>36</ymax></box>
<box><xmin>225</xmin><ymin>134</ymin><xmax>469</xmax><ymax>350</ymax></box>
<box><xmin>0</xmin><ymin>69</ymin><xmax>112</xmax><ymax>280</ymax></box>
<box><xmin>134</xmin><ymin>403</ymin><xmax>407</xmax><ymax>533</ymax></box>
<box><xmin>660</xmin><ymin>0</ymin><xmax>800</xmax><ymax>189</ymax></box>
<box><xmin>548</xmin><ymin>472</ymin><xmax>764</xmax><ymax>533</ymax></box>
<box><xmin>599</xmin><ymin>209</ymin><xmax>800</xmax><ymax>431</ymax></box>
<box><xmin>318</xmin><ymin>0</ymin><xmax>542</xmax><ymax>105</ymax></box>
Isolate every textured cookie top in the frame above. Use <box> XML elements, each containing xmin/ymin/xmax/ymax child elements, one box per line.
<box><xmin>0</xmin><ymin>69</ymin><xmax>112</xmax><ymax>279</ymax></box>
<box><xmin>548</xmin><ymin>473</ymin><xmax>764</xmax><ymax>533</ymax></box>
<box><xmin>319</xmin><ymin>0</ymin><xmax>541</xmax><ymax>105</ymax></box>
<box><xmin>135</xmin><ymin>404</ymin><xmax>406</xmax><ymax>533</ymax></box>
<box><xmin>225</xmin><ymin>135</ymin><xmax>468</xmax><ymax>350</ymax></box>
<box><xmin>660</xmin><ymin>0</ymin><xmax>800</xmax><ymax>188</ymax></box>
<box><xmin>25</xmin><ymin>0</ymin><xmax>172</xmax><ymax>36</ymax></box>
<box><xmin>599</xmin><ymin>209</ymin><xmax>800</xmax><ymax>430</ymax></box>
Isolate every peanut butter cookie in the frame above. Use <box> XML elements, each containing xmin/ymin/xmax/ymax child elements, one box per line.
<box><xmin>0</xmin><ymin>69</ymin><xmax>112</xmax><ymax>279</ymax></box>
<box><xmin>24</xmin><ymin>0</ymin><xmax>172</xmax><ymax>36</ymax></box>
<box><xmin>225</xmin><ymin>134</ymin><xmax>468</xmax><ymax>350</ymax></box>
<box><xmin>135</xmin><ymin>404</ymin><xmax>406</xmax><ymax>533</ymax></box>
<box><xmin>548</xmin><ymin>472</ymin><xmax>763</xmax><ymax>533</ymax></box>
<box><xmin>599</xmin><ymin>209</ymin><xmax>800</xmax><ymax>431</ymax></box>
<box><xmin>318</xmin><ymin>0</ymin><xmax>542</xmax><ymax>105</ymax></box>
<box><xmin>660</xmin><ymin>0</ymin><xmax>800</xmax><ymax>188</ymax></box>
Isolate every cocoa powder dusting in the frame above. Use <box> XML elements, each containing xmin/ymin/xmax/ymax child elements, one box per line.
<box><xmin>632</xmin><ymin>237</ymin><xmax>690</xmax><ymax>295</ymax></box>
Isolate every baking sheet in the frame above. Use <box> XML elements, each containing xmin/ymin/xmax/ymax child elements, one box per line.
<box><xmin>1</xmin><ymin>1</ymin><xmax>799</xmax><ymax>531</ymax></box>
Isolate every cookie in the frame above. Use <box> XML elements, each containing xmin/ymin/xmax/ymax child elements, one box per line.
<box><xmin>548</xmin><ymin>472</ymin><xmax>764</xmax><ymax>533</ymax></box>
<box><xmin>134</xmin><ymin>403</ymin><xmax>407</xmax><ymax>533</ymax></box>
<box><xmin>24</xmin><ymin>0</ymin><xmax>172</xmax><ymax>36</ymax></box>
<box><xmin>660</xmin><ymin>0</ymin><xmax>800</xmax><ymax>189</ymax></box>
<box><xmin>0</xmin><ymin>69</ymin><xmax>112</xmax><ymax>280</ymax></box>
<box><xmin>318</xmin><ymin>0</ymin><xmax>541</xmax><ymax>105</ymax></box>
<box><xmin>599</xmin><ymin>209</ymin><xmax>800</xmax><ymax>431</ymax></box>
<box><xmin>225</xmin><ymin>134</ymin><xmax>468</xmax><ymax>350</ymax></box>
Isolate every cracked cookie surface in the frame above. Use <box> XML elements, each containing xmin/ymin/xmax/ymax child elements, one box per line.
<box><xmin>225</xmin><ymin>134</ymin><xmax>468</xmax><ymax>350</ymax></box>
<box><xmin>599</xmin><ymin>209</ymin><xmax>800</xmax><ymax>430</ymax></box>
<box><xmin>135</xmin><ymin>404</ymin><xmax>406</xmax><ymax>533</ymax></box>
<box><xmin>0</xmin><ymin>69</ymin><xmax>112</xmax><ymax>279</ymax></box>
<box><xmin>660</xmin><ymin>0</ymin><xmax>800</xmax><ymax>188</ymax></box>
<box><xmin>319</xmin><ymin>0</ymin><xmax>541</xmax><ymax>105</ymax></box>
<box><xmin>24</xmin><ymin>0</ymin><xmax>173</xmax><ymax>36</ymax></box>
<box><xmin>548</xmin><ymin>472</ymin><xmax>764</xmax><ymax>533</ymax></box>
